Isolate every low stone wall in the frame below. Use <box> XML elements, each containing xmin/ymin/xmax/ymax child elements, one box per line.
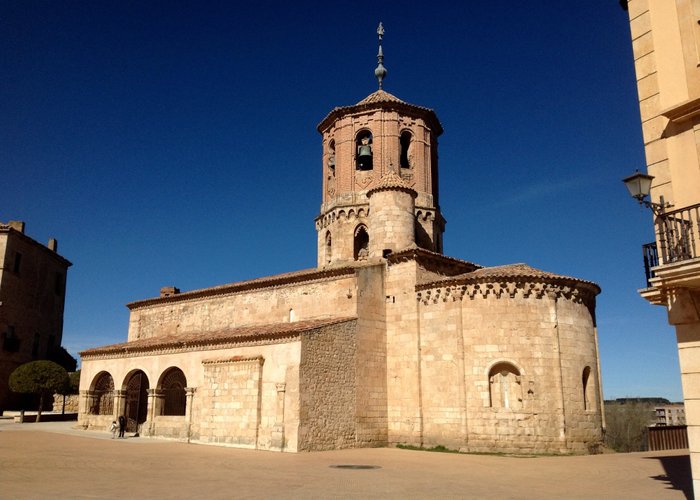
<box><xmin>53</xmin><ymin>394</ymin><xmax>79</xmax><ymax>413</ymax></box>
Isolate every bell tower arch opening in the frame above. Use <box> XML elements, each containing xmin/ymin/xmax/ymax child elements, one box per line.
<box><xmin>356</xmin><ymin>130</ymin><xmax>373</xmax><ymax>171</ymax></box>
<box><xmin>354</xmin><ymin>225</ymin><xmax>369</xmax><ymax>261</ymax></box>
<box><xmin>314</xmin><ymin>22</ymin><xmax>445</xmax><ymax>267</ymax></box>
<box><xmin>399</xmin><ymin>130</ymin><xmax>412</xmax><ymax>169</ymax></box>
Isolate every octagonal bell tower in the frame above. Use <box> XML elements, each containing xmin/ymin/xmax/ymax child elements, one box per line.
<box><xmin>315</xmin><ymin>23</ymin><xmax>445</xmax><ymax>267</ymax></box>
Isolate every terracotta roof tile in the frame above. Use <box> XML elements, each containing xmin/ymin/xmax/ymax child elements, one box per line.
<box><xmin>127</xmin><ymin>266</ymin><xmax>356</xmax><ymax>309</ymax></box>
<box><xmin>80</xmin><ymin>317</ymin><xmax>356</xmax><ymax>357</ymax></box>
<box><xmin>417</xmin><ymin>263</ymin><xmax>600</xmax><ymax>292</ymax></box>
<box><xmin>367</xmin><ymin>169</ymin><xmax>415</xmax><ymax>196</ymax></box>
<box><xmin>356</xmin><ymin>89</ymin><xmax>406</xmax><ymax>105</ymax></box>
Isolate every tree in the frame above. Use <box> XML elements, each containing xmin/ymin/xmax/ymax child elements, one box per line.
<box><xmin>9</xmin><ymin>361</ymin><xmax>69</xmax><ymax>422</ymax></box>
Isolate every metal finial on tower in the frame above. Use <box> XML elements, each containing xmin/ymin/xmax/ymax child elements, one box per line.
<box><xmin>374</xmin><ymin>22</ymin><xmax>387</xmax><ymax>89</ymax></box>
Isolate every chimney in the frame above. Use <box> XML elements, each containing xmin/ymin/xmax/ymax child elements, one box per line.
<box><xmin>48</xmin><ymin>238</ymin><xmax>58</xmax><ymax>252</ymax></box>
<box><xmin>8</xmin><ymin>221</ymin><xmax>25</xmax><ymax>233</ymax></box>
<box><xmin>160</xmin><ymin>286</ymin><xmax>181</xmax><ymax>297</ymax></box>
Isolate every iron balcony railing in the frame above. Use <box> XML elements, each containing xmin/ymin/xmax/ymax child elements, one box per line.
<box><xmin>655</xmin><ymin>202</ymin><xmax>700</xmax><ymax>265</ymax></box>
<box><xmin>642</xmin><ymin>242</ymin><xmax>658</xmax><ymax>288</ymax></box>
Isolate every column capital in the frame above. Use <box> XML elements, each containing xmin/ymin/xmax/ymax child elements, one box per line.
<box><xmin>185</xmin><ymin>387</ymin><xmax>197</xmax><ymax>396</ymax></box>
<box><xmin>276</xmin><ymin>383</ymin><xmax>286</xmax><ymax>393</ymax></box>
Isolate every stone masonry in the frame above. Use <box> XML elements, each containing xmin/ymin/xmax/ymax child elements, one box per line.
<box><xmin>78</xmin><ymin>82</ymin><xmax>603</xmax><ymax>454</ymax></box>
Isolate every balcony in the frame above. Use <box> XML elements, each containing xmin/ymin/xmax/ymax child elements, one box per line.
<box><xmin>655</xmin><ymin>202</ymin><xmax>700</xmax><ymax>264</ymax></box>
<box><xmin>642</xmin><ymin>242</ymin><xmax>658</xmax><ymax>288</ymax></box>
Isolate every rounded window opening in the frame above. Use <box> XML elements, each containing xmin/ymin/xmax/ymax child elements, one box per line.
<box><xmin>354</xmin><ymin>225</ymin><xmax>369</xmax><ymax>261</ymax></box>
<box><xmin>399</xmin><ymin>130</ymin><xmax>412</xmax><ymax>169</ymax></box>
<box><xmin>123</xmin><ymin>370</ymin><xmax>149</xmax><ymax>433</ymax></box>
<box><xmin>325</xmin><ymin>231</ymin><xmax>332</xmax><ymax>264</ymax></box>
<box><xmin>159</xmin><ymin>367</ymin><xmax>187</xmax><ymax>416</ymax></box>
<box><xmin>582</xmin><ymin>366</ymin><xmax>592</xmax><ymax>410</ymax></box>
<box><xmin>356</xmin><ymin>131</ymin><xmax>373</xmax><ymax>171</ymax></box>
<box><xmin>328</xmin><ymin>139</ymin><xmax>336</xmax><ymax>173</ymax></box>
<box><xmin>89</xmin><ymin>371</ymin><xmax>114</xmax><ymax>416</ymax></box>
<box><xmin>488</xmin><ymin>362</ymin><xmax>522</xmax><ymax>409</ymax></box>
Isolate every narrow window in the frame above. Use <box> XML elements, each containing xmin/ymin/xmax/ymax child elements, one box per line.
<box><xmin>2</xmin><ymin>326</ymin><xmax>19</xmax><ymax>352</ymax></box>
<box><xmin>488</xmin><ymin>362</ymin><xmax>522</xmax><ymax>409</ymax></box>
<box><xmin>325</xmin><ymin>231</ymin><xmax>332</xmax><ymax>264</ymax></box>
<box><xmin>54</xmin><ymin>273</ymin><xmax>64</xmax><ymax>296</ymax></box>
<box><xmin>13</xmin><ymin>252</ymin><xmax>22</xmax><ymax>274</ymax></box>
<box><xmin>354</xmin><ymin>225</ymin><xmax>369</xmax><ymax>260</ymax></box>
<box><xmin>582</xmin><ymin>366</ymin><xmax>592</xmax><ymax>410</ymax></box>
<box><xmin>356</xmin><ymin>131</ymin><xmax>373</xmax><ymax>170</ymax></box>
<box><xmin>400</xmin><ymin>130</ymin><xmax>412</xmax><ymax>168</ymax></box>
<box><xmin>327</xmin><ymin>139</ymin><xmax>336</xmax><ymax>174</ymax></box>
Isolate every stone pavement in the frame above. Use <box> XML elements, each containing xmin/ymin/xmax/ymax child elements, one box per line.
<box><xmin>0</xmin><ymin>420</ymin><xmax>692</xmax><ymax>499</ymax></box>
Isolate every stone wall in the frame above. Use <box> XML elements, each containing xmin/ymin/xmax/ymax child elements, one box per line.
<box><xmin>354</xmin><ymin>265</ymin><xmax>388</xmax><ymax>446</ymax></box>
<box><xmin>368</xmin><ymin>189</ymin><xmax>415</xmax><ymax>258</ymax></box>
<box><xmin>53</xmin><ymin>393</ymin><xmax>79</xmax><ymax>413</ymax></box>
<box><xmin>198</xmin><ymin>356</ymin><xmax>263</xmax><ymax>447</ymax></box>
<box><xmin>127</xmin><ymin>274</ymin><xmax>357</xmax><ymax>341</ymax></box>
<box><xmin>298</xmin><ymin>320</ymin><xmax>357</xmax><ymax>450</ymax></box>
<box><xmin>384</xmin><ymin>260</ymin><xmax>603</xmax><ymax>454</ymax></box>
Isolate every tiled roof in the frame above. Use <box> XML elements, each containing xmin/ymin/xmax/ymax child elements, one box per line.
<box><xmin>80</xmin><ymin>317</ymin><xmax>356</xmax><ymax>357</ymax></box>
<box><xmin>317</xmin><ymin>90</ymin><xmax>443</xmax><ymax>135</ymax></box>
<box><xmin>367</xmin><ymin>169</ymin><xmax>415</xmax><ymax>195</ymax></box>
<box><xmin>417</xmin><ymin>263</ymin><xmax>600</xmax><ymax>293</ymax></box>
<box><xmin>356</xmin><ymin>89</ymin><xmax>405</xmax><ymax>105</ymax></box>
<box><xmin>127</xmin><ymin>266</ymin><xmax>357</xmax><ymax>309</ymax></box>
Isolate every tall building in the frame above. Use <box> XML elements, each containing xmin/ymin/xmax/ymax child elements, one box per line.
<box><xmin>78</xmin><ymin>27</ymin><xmax>604</xmax><ymax>453</ymax></box>
<box><xmin>0</xmin><ymin>221</ymin><xmax>75</xmax><ymax>412</ymax></box>
<box><xmin>622</xmin><ymin>0</ymin><xmax>700</xmax><ymax>494</ymax></box>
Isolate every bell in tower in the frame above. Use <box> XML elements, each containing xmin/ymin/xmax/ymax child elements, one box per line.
<box><xmin>315</xmin><ymin>23</ymin><xmax>446</xmax><ymax>268</ymax></box>
<box><xmin>356</xmin><ymin>132</ymin><xmax>373</xmax><ymax>170</ymax></box>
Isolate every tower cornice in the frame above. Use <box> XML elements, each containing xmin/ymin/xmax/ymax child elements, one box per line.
<box><xmin>317</xmin><ymin>91</ymin><xmax>443</xmax><ymax>136</ymax></box>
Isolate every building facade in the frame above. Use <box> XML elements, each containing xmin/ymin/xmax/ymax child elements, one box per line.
<box><xmin>622</xmin><ymin>0</ymin><xmax>700</xmax><ymax>494</ymax></box>
<box><xmin>79</xmin><ymin>74</ymin><xmax>603</xmax><ymax>453</ymax></box>
<box><xmin>0</xmin><ymin>221</ymin><xmax>74</xmax><ymax>412</ymax></box>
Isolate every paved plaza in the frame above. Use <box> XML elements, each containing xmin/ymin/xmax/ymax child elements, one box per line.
<box><xmin>0</xmin><ymin>420</ymin><xmax>692</xmax><ymax>499</ymax></box>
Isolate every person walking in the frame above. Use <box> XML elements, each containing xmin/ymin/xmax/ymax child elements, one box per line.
<box><xmin>109</xmin><ymin>420</ymin><xmax>118</xmax><ymax>439</ymax></box>
<box><xmin>118</xmin><ymin>415</ymin><xmax>126</xmax><ymax>438</ymax></box>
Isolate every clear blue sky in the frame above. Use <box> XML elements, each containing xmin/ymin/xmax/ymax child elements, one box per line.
<box><xmin>1</xmin><ymin>1</ymin><xmax>681</xmax><ymax>401</ymax></box>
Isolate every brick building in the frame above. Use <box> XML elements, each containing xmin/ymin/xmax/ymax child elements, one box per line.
<box><xmin>78</xmin><ymin>35</ymin><xmax>604</xmax><ymax>453</ymax></box>
<box><xmin>0</xmin><ymin>221</ymin><xmax>75</xmax><ymax>412</ymax></box>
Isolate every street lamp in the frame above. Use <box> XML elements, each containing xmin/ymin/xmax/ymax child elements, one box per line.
<box><xmin>622</xmin><ymin>171</ymin><xmax>669</xmax><ymax>215</ymax></box>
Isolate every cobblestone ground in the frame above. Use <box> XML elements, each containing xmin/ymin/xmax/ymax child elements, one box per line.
<box><xmin>0</xmin><ymin>421</ymin><xmax>692</xmax><ymax>499</ymax></box>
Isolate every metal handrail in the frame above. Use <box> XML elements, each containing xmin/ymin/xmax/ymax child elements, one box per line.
<box><xmin>655</xmin><ymin>202</ymin><xmax>700</xmax><ymax>264</ymax></box>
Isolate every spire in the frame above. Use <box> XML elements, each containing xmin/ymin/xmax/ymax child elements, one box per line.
<box><xmin>374</xmin><ymin>22</ymin><xmax>387</xmax><ymax>89</ymax></box>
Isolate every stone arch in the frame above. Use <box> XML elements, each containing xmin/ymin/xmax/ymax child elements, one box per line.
<box><xmin>325</xmin><ymin>230</ymin><xmax>332</xmax><ymax>264</ymax></box>
<box><xmin>400</xmin><ymin>129</ymin><xmax>413</xmax><ymax>168</ymax></box>
<box><xmin>122</xmin><ymin>369</ymin><xmax>150</xmax><ymax>433</ymax></box>
<box><xmin>89</xmin><ymin>371</ymin><xmax>114</xmax><ymax>416</ymax></box>
<box><xmin>582</xmin><ymin>366</ymin><xmax>592</xmax><ymax>410</ymax></box>
<box><xmin>158</xmin><ymin>367</ymin><xmax>187</xmax><ymax>416</ymax></box>
<box><xmin>488</xmin><ymin>361</ymin><xmax>523</xmax><ymax>410</ymax></box>
<box><xmin>354</xmin><ymin>224</ymin><xmax>369</xmax><ymax>261</ymax></box>
<box><xmin>355</xmin><ymin>129</ymin><xmax>373</xmax><ymax>170</ymax></box>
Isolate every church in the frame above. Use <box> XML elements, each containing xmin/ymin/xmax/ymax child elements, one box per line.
<box><xmin>78</xmin><ymin>26</ymin><xmax>604</xmax><ymax>454</ymax></box>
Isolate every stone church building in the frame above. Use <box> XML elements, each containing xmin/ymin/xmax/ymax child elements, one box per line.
<box><xmin>79</xmin><ymin>36</ymin><xmax>603</xmax><ymax>453</ymax></box>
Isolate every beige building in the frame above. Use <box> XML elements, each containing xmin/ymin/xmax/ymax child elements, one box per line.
<box><xmin>655</xmin><ymin>404</ymin><xmax>686</xmax><ymax>426</ymax></box>
<box><xmin>622</xmin><ymin>0</ymin><xmax>700</xmax><ymax>494</ymax></box>
<box><xmin>79</xmin><ymin>40</ymin><xmax>604</xmax><ymax>453</ymax></box>
<box><xmin>0</xmin><ymin>221</ymin><xmax>75</xmax><ymax>412</ymax></box>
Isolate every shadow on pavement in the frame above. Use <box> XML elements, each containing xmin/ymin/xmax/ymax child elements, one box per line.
<box><xmin>646</xmin><ymin>454</ymin><xmax>693</xmax><ymax>500</ymax></box>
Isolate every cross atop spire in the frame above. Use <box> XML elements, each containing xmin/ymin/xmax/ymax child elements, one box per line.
<box><xmin>374</xmin><ymin>22</ymin><xmax>387</xmax><ymax>89</ymax></box>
